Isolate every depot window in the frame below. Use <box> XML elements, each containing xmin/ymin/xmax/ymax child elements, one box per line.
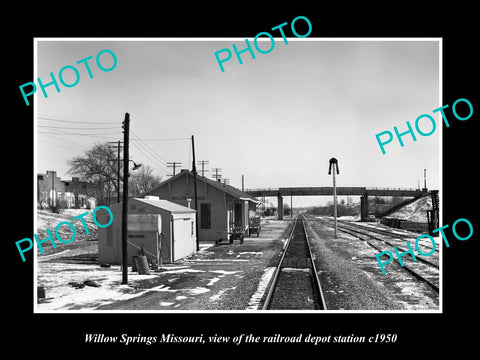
<box><xmin>200</xmin><ymin>203</ymin><xmax>211</xmax><ymax>229</ymax></box>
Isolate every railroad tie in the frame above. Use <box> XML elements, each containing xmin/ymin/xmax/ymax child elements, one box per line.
<box><xmin>282</xmin><ymin>257</ymin><xmax>312</xmax><ymax>269</ymax></box>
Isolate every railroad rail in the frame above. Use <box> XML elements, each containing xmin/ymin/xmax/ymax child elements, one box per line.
<box><xmin>262</xmin><ymin>216</ymin><xmax>327</xmax><ymax>310</ymax></box>
<box><xmin>311</xmin><ymin>216</ymin><xmax>439</xmax><ymax>293</ymax></box>
<box><xmin>334</xmin><ymin>221</ymin><xmax>439</xmax><ymax>266</ymax></box>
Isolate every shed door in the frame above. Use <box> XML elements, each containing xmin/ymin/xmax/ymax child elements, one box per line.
<box><xmin>173</xmin><ymin>216</ymin><xmax>195</xmax><ymax>261</ymax></box>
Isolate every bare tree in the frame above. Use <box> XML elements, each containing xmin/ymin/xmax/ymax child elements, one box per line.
<box><xmin>129</xmin><ymin>165</ymin><xmax>162</xmax><ymax>196</ymax></box>
<box><xmin>67</xmin><ymin>143</ymin><xmax>121</xmax><ymax>206</ymax></box>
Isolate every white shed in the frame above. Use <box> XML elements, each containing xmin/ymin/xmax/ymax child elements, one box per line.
<box><xmin>98</xmin><ymin>196</ymin><xmax>197</xmax><ymax>266</ymax></box>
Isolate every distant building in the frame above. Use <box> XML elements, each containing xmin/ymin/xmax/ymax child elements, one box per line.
<box><xmin>140</xmin><ymin>169</ymin><xmax>261</xmax><ymax>243</ymax></box>
<box><xmin>37</xmin><ymin>170</ymin><xmax>95</xmax><ymax>209</ymax></box>
<box><xmin>62</xmin><ymin>177</ymin><xmax>95</xmax><ymax>208</ymax></box>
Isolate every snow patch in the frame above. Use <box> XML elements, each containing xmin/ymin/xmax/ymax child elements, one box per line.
<box><xmin>207</xmin><ymin>277</ymin><xmax>221</xmax><ymax>286</ymax></box>
<box><xmin>281</xmin><ymin>268</ymin><xmax>310</xmax><ymax>273</ymax></box>
<box><xmin>238</xmin><ymin>251</ymin><xmax>263</xmax><ymax>256</ymax></box>
<box><xmin>211</xmin><ymin>270</ymin><xmax>241</xmax><ymax>276</ymax></box>
<box><xmin>187</xmin><ymin>287</ymin><xmax>210</xmax><ymax>295</ymax></box>
<box><xmin>246</xmin><ymin>267</ymin><xmax>276</xmax><ymax>310</ymax></box>
<box><xmin>158</xmin><ymin>268</ymin><xmax>205</xmax><ymax>275</ymax></box>
<box><xmin>159</xmin><ymin>302</ymin><xmax>175</xmax><ymax>307</ymax></box>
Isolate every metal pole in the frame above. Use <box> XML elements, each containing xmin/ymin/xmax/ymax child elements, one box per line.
<box><xmin>333</xmin><ymin>163</ymin><xmax>337</xmax><ymax>238</ymax></box>
<box><xmin>329</xmin><ymin>158</ymin><xmax>339</xmax><ymax>238</ymax></box>
<box><xmin>191</xmin><ymin>135</ymin><xmax>200</xmax><ymax>252</ymax></box>
<box><xmin>121</xmin><ymin>113</ymin><xmax>130</xmax><ymax>285</ymax></box>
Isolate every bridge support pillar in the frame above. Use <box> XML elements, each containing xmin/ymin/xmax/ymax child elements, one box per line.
<box><xmin>360</xmin><ymin>193</ymin><xmax>368</xmax><ymax>221</ymax></box>
<box><xmin>277</xmin><ymin>194</ymin><xmax>283</xmax><ymax>220</ymax></box>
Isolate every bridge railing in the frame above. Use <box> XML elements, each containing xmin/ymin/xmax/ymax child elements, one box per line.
<box><xmin>366</xmin><ymin>187</ymin><xmax>421</xmax><ymax>191</ymax></box>
<box><xmin>244</xmin><ymin>188</ymin><xmax>280</xmax><ymax>192</ymax></box>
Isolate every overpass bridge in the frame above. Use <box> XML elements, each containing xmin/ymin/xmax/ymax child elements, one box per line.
<box><xmin>244</xmin><ymin>187</ymin><xmax>431</xmax><ymax>221</ymax></box>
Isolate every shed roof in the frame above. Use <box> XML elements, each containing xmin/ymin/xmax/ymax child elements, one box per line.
<box><xmin>134</xmin><ymin>197</ymin><xmax>196</xmax><ymax>213</ymax></box>
<box><xmin>109</xmin><ymin>197</ymin><xmax>196</xmax><ymax>214</ymax></box>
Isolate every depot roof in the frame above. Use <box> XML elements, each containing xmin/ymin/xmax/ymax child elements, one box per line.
<box><xmin>139</xmin><ymin>169</ymin><xmax>261</xmax><ymax>204</ymax></box>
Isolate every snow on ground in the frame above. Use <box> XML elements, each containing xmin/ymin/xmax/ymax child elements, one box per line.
<box><xmin>209</xmin><ymin>287</ymin><xmax>236</xmax><ymax>302</ymax></box>
<box><xmin>37</xmin><ymin>262</ymin><xmax>159</xmax><ymax>311</ymax></box>
<box><xmin>36</xmin><ymin>217</ymin><xmax>290</xmax><ymax>311</ymax></box>
<box><xmin>387</xmin><ymin>196</ymin><xmax>432</xmax><ymax>222</ymax></box>
<box><xmin>245</xmin><ymin>266</ymin><xmax>276</xmax><ymax>310</ymax></box>
<box><xmin>37</xmin><ymin>209</ymin><xmax>98</xmax><ymax>236</ymax></box>
<box><xmin>36</xmin><ymin>261</ymin><xmax>224</xmax><ymax>311</ymax></box>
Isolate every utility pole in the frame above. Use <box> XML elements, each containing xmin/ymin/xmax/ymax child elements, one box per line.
<box><xmin>167</xmin><ymin>162</ymin><xmax>182</xmax><ymax>177</ymax></box>
<box><xmin>242</xmin><ymin>174</ymin><xmax>244</xmax><ymax>192</ymax></box>
<box><xmin>222</xmin><ymin>178</ymin><xmax>230</xmax><ymax>186</ymax></box>
<box><xmin>424</xmin><ymin>168</ymin><xmax>427</xmax><ymax>190</ymax></box>
<box><xmin>117</xmin><ymin>141</ymin><xmax>121</xmax><ymax>203</ymax></box>
<box><xmin>121</xmin><ymin>113</ymin><xmax>130</xmax><ymax>285</ymax></box>
<box><xmin>51</xmin><ymin>171</ymin><xmax>55</xmax><ymax>208</ymax></box>
<box><xmin>198</xmin><ymin>160</ymin><xmax>209</xmax><ymax>177</ymax></box>
<box><xmin>211</xmin><ymin>168</ymin><xmax>222</xmax><ymax>181</ymax></box>
<box><xmin>191</xmin><ymin>135</ymin><xmax>199</xmax><ymax>252</ymax></box>
<box><xmin>328</xmin><ymin>158</ymin><xmax>340</xmax><ymax>238</ymax></box>
<box><xmin>108</xmin><ymin>141</ymin><xmax>123</xmax><ymax>203</ymax></box>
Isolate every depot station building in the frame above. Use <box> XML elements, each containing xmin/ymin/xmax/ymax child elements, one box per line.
<box><xmin>140</xmin><ymin>170</ymin><xmax>261</xmax><ymax>243</ymax></box>
<box><xmin>98</xmin><ymin>169</ymin><xmax>261</xmax><ymax>265</ymax></box>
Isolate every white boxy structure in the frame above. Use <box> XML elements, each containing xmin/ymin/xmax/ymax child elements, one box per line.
<box><xmin>98</xmin><ymin>196</ymin><xmax>197</xmax><ymax>266</ymax></box>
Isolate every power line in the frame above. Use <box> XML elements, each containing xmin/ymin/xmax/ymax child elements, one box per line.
<box><xmin>38</xmin><ymin>130</ymin><xmax>122</xmax><ymax>139</ymax></box>
<box><xmin>38</xmin><ymin>132</ymin><xmax>88</xmax><ymax>152</ymax></box>
<box><xmin>129</xmin><ymin>134</ymin><xmax>169</xmax><ymax>173</ymax></box>
<box><xmin>38</xmin><ymin>124</ymin><xmax>120</xmax><ymax>130</ymax></box>
<box><xmin>38</xmin><ymin>130</ymin><xmax>121</xmax><ymax>136</ymax></box>
<box><xmin>130</xmin><ymin>140</ymin><xmax>169</xmax><ymax>173</ymax></box>
<box><xmin>131</xmin><ymin>132</ymin><xmax>169</xmax><ymax>164</ymax></box>
<box><xmin>38</xmin><ymin>116</ymin><xmax>118</xmax><ymax>124</ymax></box>
<box><xmin>131</xmin><ymin>137</ymin><xmax>191</xmax><ymax>141</ymax></box>
<box><xmin>130</xmin><ymin>131</ymin><xmax>194</xmax><ymax>176</ymax></box>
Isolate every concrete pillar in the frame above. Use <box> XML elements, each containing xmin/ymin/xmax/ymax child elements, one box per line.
<box><xmin>360</xmin><ymin>193</ymin><xmax>368</xmax><ymax>221</ymax></box>
<box><xmin>277</xmin><ymin>194</ymin><xmax>283</xmax><ymax>220</ymax></box>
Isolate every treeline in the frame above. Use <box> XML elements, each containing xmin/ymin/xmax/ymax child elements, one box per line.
<box><xmin>306</xmin><ymin>196</ymin><xmax>411</xmax><ymax>217</ymax></box>
<box><xmin>307</xmin><ymin>203</ymin><xmax>359</xmax><ymax>217</ymax></box>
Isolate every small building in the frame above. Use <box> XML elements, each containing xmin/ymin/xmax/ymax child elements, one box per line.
<box><xmin>62</xmin><ymin>177</ymin><xmax>95</xmax><ymax>209</ymax></box>
<box><xmin>140</xmin><ymin>170</ymin><xmax>261</xmax><ymax>243</ymax></box>
<box><xmin>98</xmin><ymin>196</ymin><xmax>197</xmax><ymax>266</ymax></box>
<box><xmin>37</xmin><ymin>170</ymin><xmax>95</xmax><ymax>209</ymax></box>
<box><xmin>37</xmin><ymin>170</ymin><xmax>65</xmax><ymax>208</ymax></box>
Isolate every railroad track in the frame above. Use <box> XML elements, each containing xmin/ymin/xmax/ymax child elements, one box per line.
<box><xmin>346</xmin><ymin>221</ymin><xmax>440</xmax><ymax>252</ymax></box>
<box><xmin>310</xmin><ymin>216</ymin><xmax>439</xmax><ymax>293</ymax></box>
<box><xmin>262</xmin><ymin>216</ymin><xmax>327</xmax><ymax>310</ymax></box>
<box><xmin>333</xmin><ymin>221</ymin><xmax>439</xmax><ymax>267</ymax></box>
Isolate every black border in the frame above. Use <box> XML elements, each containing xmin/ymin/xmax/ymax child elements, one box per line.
<box><xmin>7</xmin><ymin>4</ymin><xmax>478</xmax><ymax>354</ymax></box>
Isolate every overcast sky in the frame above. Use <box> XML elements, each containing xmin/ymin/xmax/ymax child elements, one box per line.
<box><xmin>36</xmin><ymin>39</ymin><xmax>440</xmax><ymax>207</ymax></box>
